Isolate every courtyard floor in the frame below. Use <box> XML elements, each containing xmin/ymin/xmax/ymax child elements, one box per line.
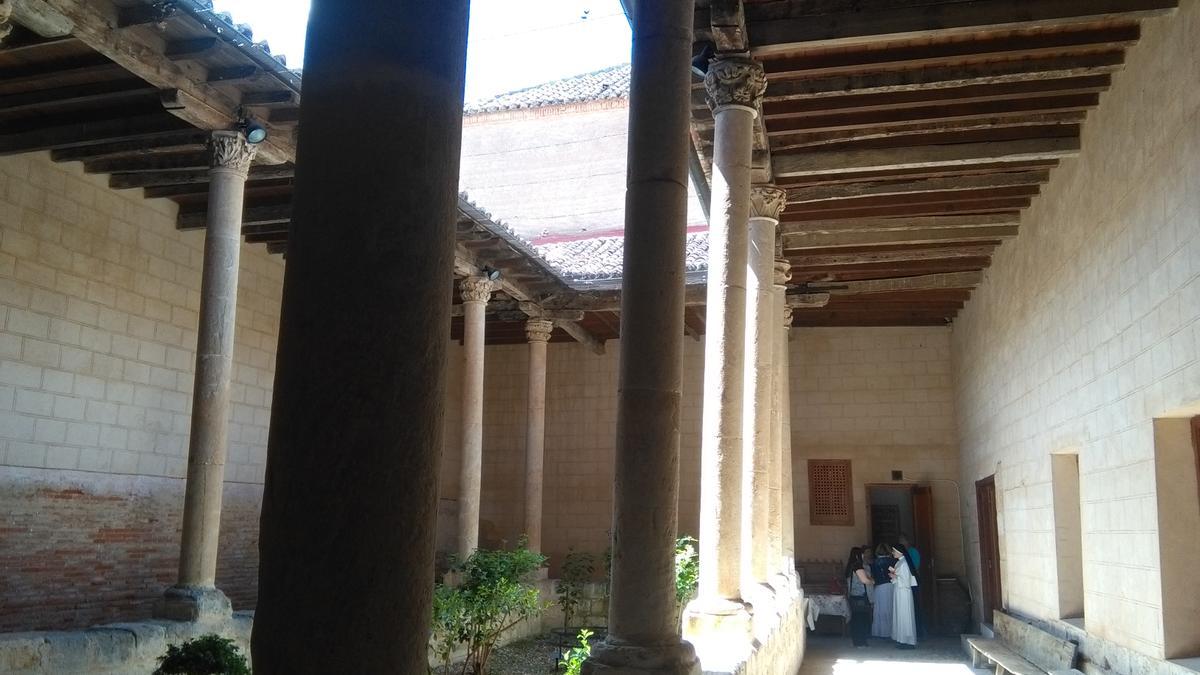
<box><xmin>798</xmin><ymin>635</ymin><xmax>981</xmax><ymax>675</ymax></box>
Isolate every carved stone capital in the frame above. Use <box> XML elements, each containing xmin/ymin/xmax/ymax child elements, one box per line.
<box><xmin>750</xmin><ymin>185</ymin><xmax>788</xmax><ymax>222</ymax></box>
<box><xmin>525</xmin><ymin>318</ymin><xmax>554</xmax><ymax>343</ymax></box>
<box><xmin>704</xmin><ymin>56</ymin><xmax>766</xmax><ymax>114</ymax></box>
<box><xmin>0</xmin><ymin>0</ymin><xmax>12</xmax><ymax>44</ymax></box>
<box><xmin>782</xmin><ymin>306</ymin><xmax>793</xmax><ymax>328</ymax></box>
<box><xmin>459</xmin><ymin>276</ymin><xmax>495</xmax><ymax>304</ymax></box>
<box><xmin>774</xmin><ymin>258</ymin><xmax>792</xmax><ymax>286</ymax></box>
<box><xmin>208</xmin><ymin>131</ymin><xmax>257</xmax><ymax>176</ymax></box>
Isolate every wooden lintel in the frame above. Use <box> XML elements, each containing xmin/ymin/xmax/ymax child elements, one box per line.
<box><xmin>742</xmin><ymin>0</ymin><xmax>1177</xmax><ymax>54</ymax></box>
<box><xmin>808</xmin><ymin>271</ymin><xmax>984</xmax><ymax>294</ymax></box>
<box><xmin>786</xmin><ymin>171</ymin><xmax>1050</xmax><ymax>204</ymax></box>
<box><xmin>773</xmin><ymin>137</ymin><xmax>1080</xmax><ymax>178</ymax></box>
<box><xmin>786</xmin><ymin>225</ymin><xmax>1019</xmax><ymax>249</ymax></box>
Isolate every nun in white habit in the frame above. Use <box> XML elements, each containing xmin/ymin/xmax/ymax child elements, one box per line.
<box><xmin>889</xmin><ymin>544</ymin><xmax>918</xmax><ymax>648</ymax></box>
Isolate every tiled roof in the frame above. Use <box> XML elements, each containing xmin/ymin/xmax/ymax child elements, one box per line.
<box><xmin>465</xmin><ymin>64</ymin><xmax>632</xmax><ymax>114</ymax></box>
<box><xmin>535</xmin><ymin>231</ymin><xmax>709</xmax><ymax>282</ymax></box>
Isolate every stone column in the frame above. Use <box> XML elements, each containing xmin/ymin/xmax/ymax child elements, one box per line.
<box><xmin>583</xmin><ymin>0</ymin><xmax>699</xmax><ymax>672</ymax></box>
<box><xmin>771</xmin><ymin>257</ymin><xmax>792</xmax><ymax>582</ymax></box>
<box><xmin>251</xmin><ymin>0</ymin><xmax>470</xmax><ymax>671</ymax></box>
<box><xmin>778</xmin><ymin>305</ymin><xmax>796</xmax><ymax>576</ymax></box>
<box><xmin>742</xmin><ymin>185</ymin><xmax>786</xmax><ymax>590</ymax></box>
<box><xmin>685</xmin><ymin>56</ymin><xmax>765</xmax><ymax>646</ymax></box>
<box><xmin>158</xmin><ymin>130</ymin><xmax>256</xmax><ymax>621</ymax></box>
<box><xmin>523</xmin><ymin>318</ymin><xmax>553</xmax><ymax>552</ymax></box>
<box><xmin>457</xmin><ymin>276</ymin><xmax>494</xmax><ymax>559</ymax></box>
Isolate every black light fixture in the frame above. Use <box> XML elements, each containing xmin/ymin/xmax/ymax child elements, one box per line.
<box><xmin>482</xmin><ymin>266</ymin><xmax>501</xmax><ymax>282</ymax></box>
<box><xmin>240</xmin><ymin>119</ymin><xmax>268</xmax><ymax>144</ymax></box>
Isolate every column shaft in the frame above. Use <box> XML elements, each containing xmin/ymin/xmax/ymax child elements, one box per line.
<box><xmin>696</xmin><ymin>58</ymin><xmax>763</xmax><ymax>605</ymax></box>
<box><xmin>457</xmin><ymin>277</ymin><xmax>493</xmax><ymax>558</ymax></box>
<box><xmin>176</xmin><ymin>132</ymin><xmax>255</xmax><ymax>592</ymax></box>
<box><xmin>779</xmin><ymin>306</ymin><xmax>796</xmax><ymax>571</ymax></box>
<box><xmin>251</xmin><ymin>0</ymin><xmax>469</xmax><ymax>671</ymax></box>
<box><xmin>585</xmin><ymin>0</ymin><xmax>699</xmax><ymax>671</ymax></box>
<box><xmin>742</xmin><ymin>189</ymin><xmax>781</xmax><ymax>587</ymax></box>
<box><xmin>523</xmin><ymin>319</ymin><xmax>552</xmax><ymax>552</ymax></box>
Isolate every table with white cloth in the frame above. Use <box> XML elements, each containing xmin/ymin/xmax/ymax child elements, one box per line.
<box><xmin>804</xmin><ymin>593</ymin><xmax>850</xmax><ymax>631</ymax></box>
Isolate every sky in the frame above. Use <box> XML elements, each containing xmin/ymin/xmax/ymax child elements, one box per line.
<box><xmin>210</xmin><ymin>0</ymin><xmax>633</xmax><ymax>102</ymax></box>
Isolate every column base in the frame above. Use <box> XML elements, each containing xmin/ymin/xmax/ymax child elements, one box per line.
<box><xmin>582</xmin><ymin>638</ymin><xmax>700</xmax><ymax>675</ymax></box>
<box><xmin>682</xmin><ymin>597</ymin><xmax>752</xmax><ymax>670</ymax></box>
<box><xmin>154</xmin><ymin>585</ymin><xmax>233</xmax><ymax>623</ymax></box>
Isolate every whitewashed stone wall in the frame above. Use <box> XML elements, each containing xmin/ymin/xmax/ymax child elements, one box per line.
<box><xmin>953</xmin><ymin>3</ymin><xmax>1200</xmax><ymax>662</ymax></box>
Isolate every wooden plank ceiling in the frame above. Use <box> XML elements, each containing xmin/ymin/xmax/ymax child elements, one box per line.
<box><xmin>692</xmin><ymin>0</ymin><xmax>1175</xmax><ymax>326</ymax></box>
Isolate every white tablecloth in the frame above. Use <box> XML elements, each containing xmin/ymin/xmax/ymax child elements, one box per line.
<box><xmin>805</xmin><ymin>593</ymin><xmax>850</xmax><ymax>630</ymax></box>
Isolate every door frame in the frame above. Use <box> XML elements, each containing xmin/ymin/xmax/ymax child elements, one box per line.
<box><xmin>975</xmin><ymin>475</ymin><xmax>1002</xmax><ymax>624</ymax></box>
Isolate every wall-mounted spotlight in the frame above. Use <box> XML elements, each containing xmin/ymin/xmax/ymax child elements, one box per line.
<box><xmin>482</xmin><ymin>266</ymin><xmax>501</xmax><ymax>282</ymax></box>
<box><xmin>239</xmin><ymin>119</ymin><xmax>268</xmax><ymax>144</ymax></box>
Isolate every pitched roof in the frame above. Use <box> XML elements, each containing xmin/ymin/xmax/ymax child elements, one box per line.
<box><xmin>535</xmin><ymin>231</ymin><xmax>709</xmax><ymax>284</ymax></box>
<box><xmin>465</xmin><ymin>63</ymin><xmax>632</xmax><ymax>115</ymax></box>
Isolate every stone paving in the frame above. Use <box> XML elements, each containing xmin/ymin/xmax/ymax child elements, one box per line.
<box><xmin>797</xmin><ymin>635</ymin><xmax>983</xmax><ymax>675</ymax></box>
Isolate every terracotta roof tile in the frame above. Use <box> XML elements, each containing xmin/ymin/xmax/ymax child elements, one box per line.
<box><xmin>534</xmin><ymin>232</ymin><xmax>709</xmax><ymax>282</ymax></box>
<box><xmin>465</xmin><ymin>64</ymin><xmax>631</xmax><ymax>115</ymax></box>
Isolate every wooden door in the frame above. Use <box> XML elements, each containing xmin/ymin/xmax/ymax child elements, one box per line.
<box><xmin>912</xmin><ymin>485</ymin><xmax>936</xmax><ymax>633</ymax></box>
<box><xmin>976</xmin><ymin>476</ymin><xmax>1002</xmax><ymax>622</ymax></box>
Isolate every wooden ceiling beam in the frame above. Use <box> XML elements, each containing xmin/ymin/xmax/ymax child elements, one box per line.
<box><xmin>85</xmin><ymin>152</ymin><xmax>207</xmax><ymax>173</ymax></box>
<box><xmin>108</xmin><ymin>163</ymin><xmax>294</xmax><ymax>189</ymax></box>
<box><xmin>784</xmin><ymin>197</ymin><xmax>1032</xmax><ymax>221</ymax></box>
<box><xmin>806</xmin><ymin>271</ymin><xmax>983</xmax><ymax>294</ymax></box>
<box><xmin>771</xmin><ymin>113</ymin><xmax>1085</xmax><ymax>152</ymax></box>
<box><xmin>163</xmin><ymin>37</ymin><xmax>219</xmax><ymax>62</ymax></box>
<box><xmin>773</xmin><ymin>137</ymin><xmax>1079</xmax><ymax>178</ymax></box>
<box><xmin>763</xmin><ymin>75</ymin><xmax>1111</xmax><ymax>118</ymax></box>
<box><xmin>787</xmin><ymin>225</ymin><xmax>1019</xmax><ymax>249</ymax></box>
<box><xmin>791</xmin><ymin>245</ymin><xmax>996</xmax><ymax>267</ymax></box>
<box><xmin>178</xmin><ymin>202</ymin><xmax>291</xmax><ymax>230</ymax></box>
<box><xmin>206</xmin><ymin>65</ymin><xmax>260</xmax><ymax>84</ymax></box>
<box><xmin>765</xmin><ymin>93</ymin><xmax>1098</xmax><ymax>134</ymax></box>
<box><xmin>50</xmin><ymin>132</ymin><xmax>207</xmax><ymax>162</ymax></box>
<box><xmin>787</xmin><ymin>171</ymin><xmax>1049</xmax><ymax>204</ymax></box>
<box><xmin>788</xmin><ymin>185</ymin><xmax>1039</xmax><ymax>209</ymax></box>
<box><xmin>733</xmin><ymin>0</ymin><xmax>1176</xmax><ymax>54</ymax></box>
<box><xmin>784</xmin><ymin>213</ymin><xmax>1019</xmax><ymax>234</ymax></box>
<box><xmin>762</xmin><ymin>52</ymin><xmax>1126</xmax><ymax>101</ymax></box>
<box><xmin>0</xmin><ymin>79</ymin><xmax>156</xmax><ymax>114</ymax></box>
<box><xmin>0</xmin><ymin>113</ymin><xmax>191</xmax><ymax>155</ymax></box>
<box><xmin>789</xmin><ymin>311</ymin><xmax>953</xmax><ymax>327</ymax></box>
<box><xmin>40</xmin><ymin>0</ymin><xmax>294</xmax><ymax>163</ymax></box>
<box><xmin>776</xmin><ymin>160</ymin><xmax>1062</xmax><ymax>188</ymax></box>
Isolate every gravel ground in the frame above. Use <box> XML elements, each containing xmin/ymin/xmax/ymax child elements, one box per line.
<box><xmin>437</xmin><ymin>628</ymin><xmax>606</xmax><ymax>675</ymax></box>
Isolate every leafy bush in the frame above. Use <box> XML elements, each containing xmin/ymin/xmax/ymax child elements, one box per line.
<box><xmin>559</xmin><ymin>628</ymin><xmax>594</xmax><ymax>675</ymax></box>
<box><xmin>431</xmin><ymin>539</ymin><xmax>547</xmax><ymax>674</ymax></box>
<box><xmin>154</xmin><ymin>634</ymin><xmax>250</xmax><ymax>675</ymax></box>
<box><xmin>555</xmin><ymin>549</ymin><xmax>596</xmax><ymax>628</ymax></box>
<box><xmin>675</xmin><ymin>536</ymin><xmax>699</xmax><ymax>605</ymax></box>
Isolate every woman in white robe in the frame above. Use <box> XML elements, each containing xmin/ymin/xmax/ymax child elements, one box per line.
<box><xmin>890</xmin><ymin>544</ymin><xmax>918</xmax><ymax>648</ymax></box>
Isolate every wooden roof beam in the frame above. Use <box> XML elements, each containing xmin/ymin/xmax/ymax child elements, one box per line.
<box><xmin>773</xmin><ymin>137</ymin><xmax>1080</xmax><ymax>178</ymax></box>
<box><xmin>791</xmin><ymin>245</ymin><xmax>996</xmax><ymax>267</ymax></box>
<box><xmin>0</xmin><ymin>113</ymin><xmax>191</xmax><ymax>155</ymax></box>
<box><xmin>786</xmin><ymin>225</ymin><xmax>1019</xmax><ymax>249</ymax></box>
<box><xmin>787</xmin><ymin>171</ymin><xmax>1050</xmax><ymax>204</ymax></box>
<box><xmin>783</xmin><ymin>213</ymin><xmax>1019</xmax><ymax>235</ymax></box>
<box><xmin>729</xmin><ymin>0</ymin><xmax>1177</xmax><ymax>54</ymax></box>
<box><xmin>806</xmin><ymin>271</ymin><xmax>984</xmax><ymax>294</ymax></box>
<box><xmin>40</xmin><ymin>0</ymin><xmax>294</xmax><ymax>164</ymax></box>
<box><xmin>771</xmin><ymin>113</ymin><xmax>1085</xmax><ymax>152</ymax></box>
<box><xmin>109</xmin><ymin>163</ymin><xmax>294</xmax><ymax>189</ymax></box>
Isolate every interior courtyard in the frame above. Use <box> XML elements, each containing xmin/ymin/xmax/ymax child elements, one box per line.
<box><xmin>1</xmin><ymin>0</ymin><xmax>1199</xmax><ymax>673</ymax></box>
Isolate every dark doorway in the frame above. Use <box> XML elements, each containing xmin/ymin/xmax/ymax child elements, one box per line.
<box><xmin>866</xmin><ymin>484</ymin><xmax>936</xmax><ymax>633</ymax></box>
<box><xmin>976</xmin><ymin>475</ymin><xmax>1002</xmax><ymax>624</ymax></box>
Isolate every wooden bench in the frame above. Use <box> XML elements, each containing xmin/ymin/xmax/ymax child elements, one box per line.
<box><xmin>967</xmin><ymin>611</ymin><xmax>1082</xmax><ymax>675</ymax></box>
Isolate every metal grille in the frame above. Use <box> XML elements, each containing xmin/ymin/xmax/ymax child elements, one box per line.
<box><xmin>808</xmin><ymin>459</ymin><xmax>853</xmax><ymax>526</ymax></box>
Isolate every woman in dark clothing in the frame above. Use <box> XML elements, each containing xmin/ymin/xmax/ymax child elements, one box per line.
<box><xmin>871</xmin><ymin>543</ymin><xmax>893</xmax><ymax>639</ymax></box>
<box><xmin>845</xmin><ymin>546</ymin><xmax>875</xmax><ymax>647</ymax></box>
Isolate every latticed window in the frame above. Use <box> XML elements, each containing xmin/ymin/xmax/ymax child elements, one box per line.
<box><xmin>808</xmin><ymin>459</ymin><xmax>853</xmax><ymax>526</ymax></box>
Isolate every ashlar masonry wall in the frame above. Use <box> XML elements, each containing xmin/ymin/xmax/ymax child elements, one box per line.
<box><xmin>952</xmin><ymin>3</ymin><xmax>1200</xmax><ymax>662</ymax></box>
<box><xmin>0</xmin><ymin>152</ymin><xmax>283</xmax><ymax>631</ymax></box>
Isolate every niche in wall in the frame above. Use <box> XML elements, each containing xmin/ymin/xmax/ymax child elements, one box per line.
<box><xmin>1050</xmin><ymin>452</ymin><xmax>1084</xmax><ymax>621</ymax></box>
<box><xmin>1154</xmin><ymin>416</ymin><xmax>1200</xmax><ymax>659</ymax></box>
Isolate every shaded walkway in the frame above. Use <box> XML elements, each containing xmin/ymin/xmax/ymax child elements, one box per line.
<box><xmin>799</xmin><ymin>636</ymin><xmax>981</xmax><ymax>675</ymax></box>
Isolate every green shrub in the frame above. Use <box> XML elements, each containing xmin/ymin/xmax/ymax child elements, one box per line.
<box><xmin>154</xmin><ymin>634</ymin><xmax>249</xmax><ymax>675</ymax></box>
<box><xmin>555</xmin><ymin>549</ymin><xmax>596</xmax><ymax>628</ymax></box>
<box><xmin>675</xmin><ymin>536</ymin><xmax>699</xmax><ymax>605</ymax></box>
<box><xmin>430</xmin><ymin>539</ymin><xmax>547</xmax><ymax>674</ymax></box>
<box><xmin>559</xmin><ymin>628</ymin><xmax>594</xmax><ymax>675</ymax></box>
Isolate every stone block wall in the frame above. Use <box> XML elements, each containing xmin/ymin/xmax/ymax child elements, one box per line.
<box><xmin>951</xmin><ymin>3</ymin><xmax>1200</xmax><ymax>662</ymax></box>
<box><xmin>0</xmin><ymin>152</ymin><xmax>283</xmax><ymax>631</ymax></box>
<box><xmin>790</xmin><ymin>326</ymin><xmax>964</xmax><ymax>577</ymax></box>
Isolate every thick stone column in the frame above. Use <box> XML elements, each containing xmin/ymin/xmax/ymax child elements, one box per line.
<box><xmin>583</xmin><ymin>0</ymin><xmax>699</xmax><ymax>672</ymax></box>
<box><xmin>251</xmin><ymin>0</ymin><xmax>470</xmax><ymax>671</ymax></box>
<box><xmin>457</xmin><ymin>276</ymin><xmax>494</xmax><ymax>559</ymax></box>
<box><xmin>158</xmin><ymin>131</ymin><xmax>256</xmax><ymax>621</ymax></box>
<box><xmin>771</xmin><ymin>257</ymin><xmax>792</xmax><ymax>581</ymax></box>
<box><xmin>778</xmin><ymin>305</ymin><xmax>796</xmax><ymax>575</ymax></box>
<box><xmin>742</xmin><ymin>185</ymin><xmax>786</xmax><ymax>589</ymax></box>
<box><xmin>685</xmin><ymin>56</ymin><xmax>765</xmax><ymax>646</ymax></box>
<box><xmin>523</xmin><ymin>318</ymin><xmax>553</xmax><ymax>552</ymax></box>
